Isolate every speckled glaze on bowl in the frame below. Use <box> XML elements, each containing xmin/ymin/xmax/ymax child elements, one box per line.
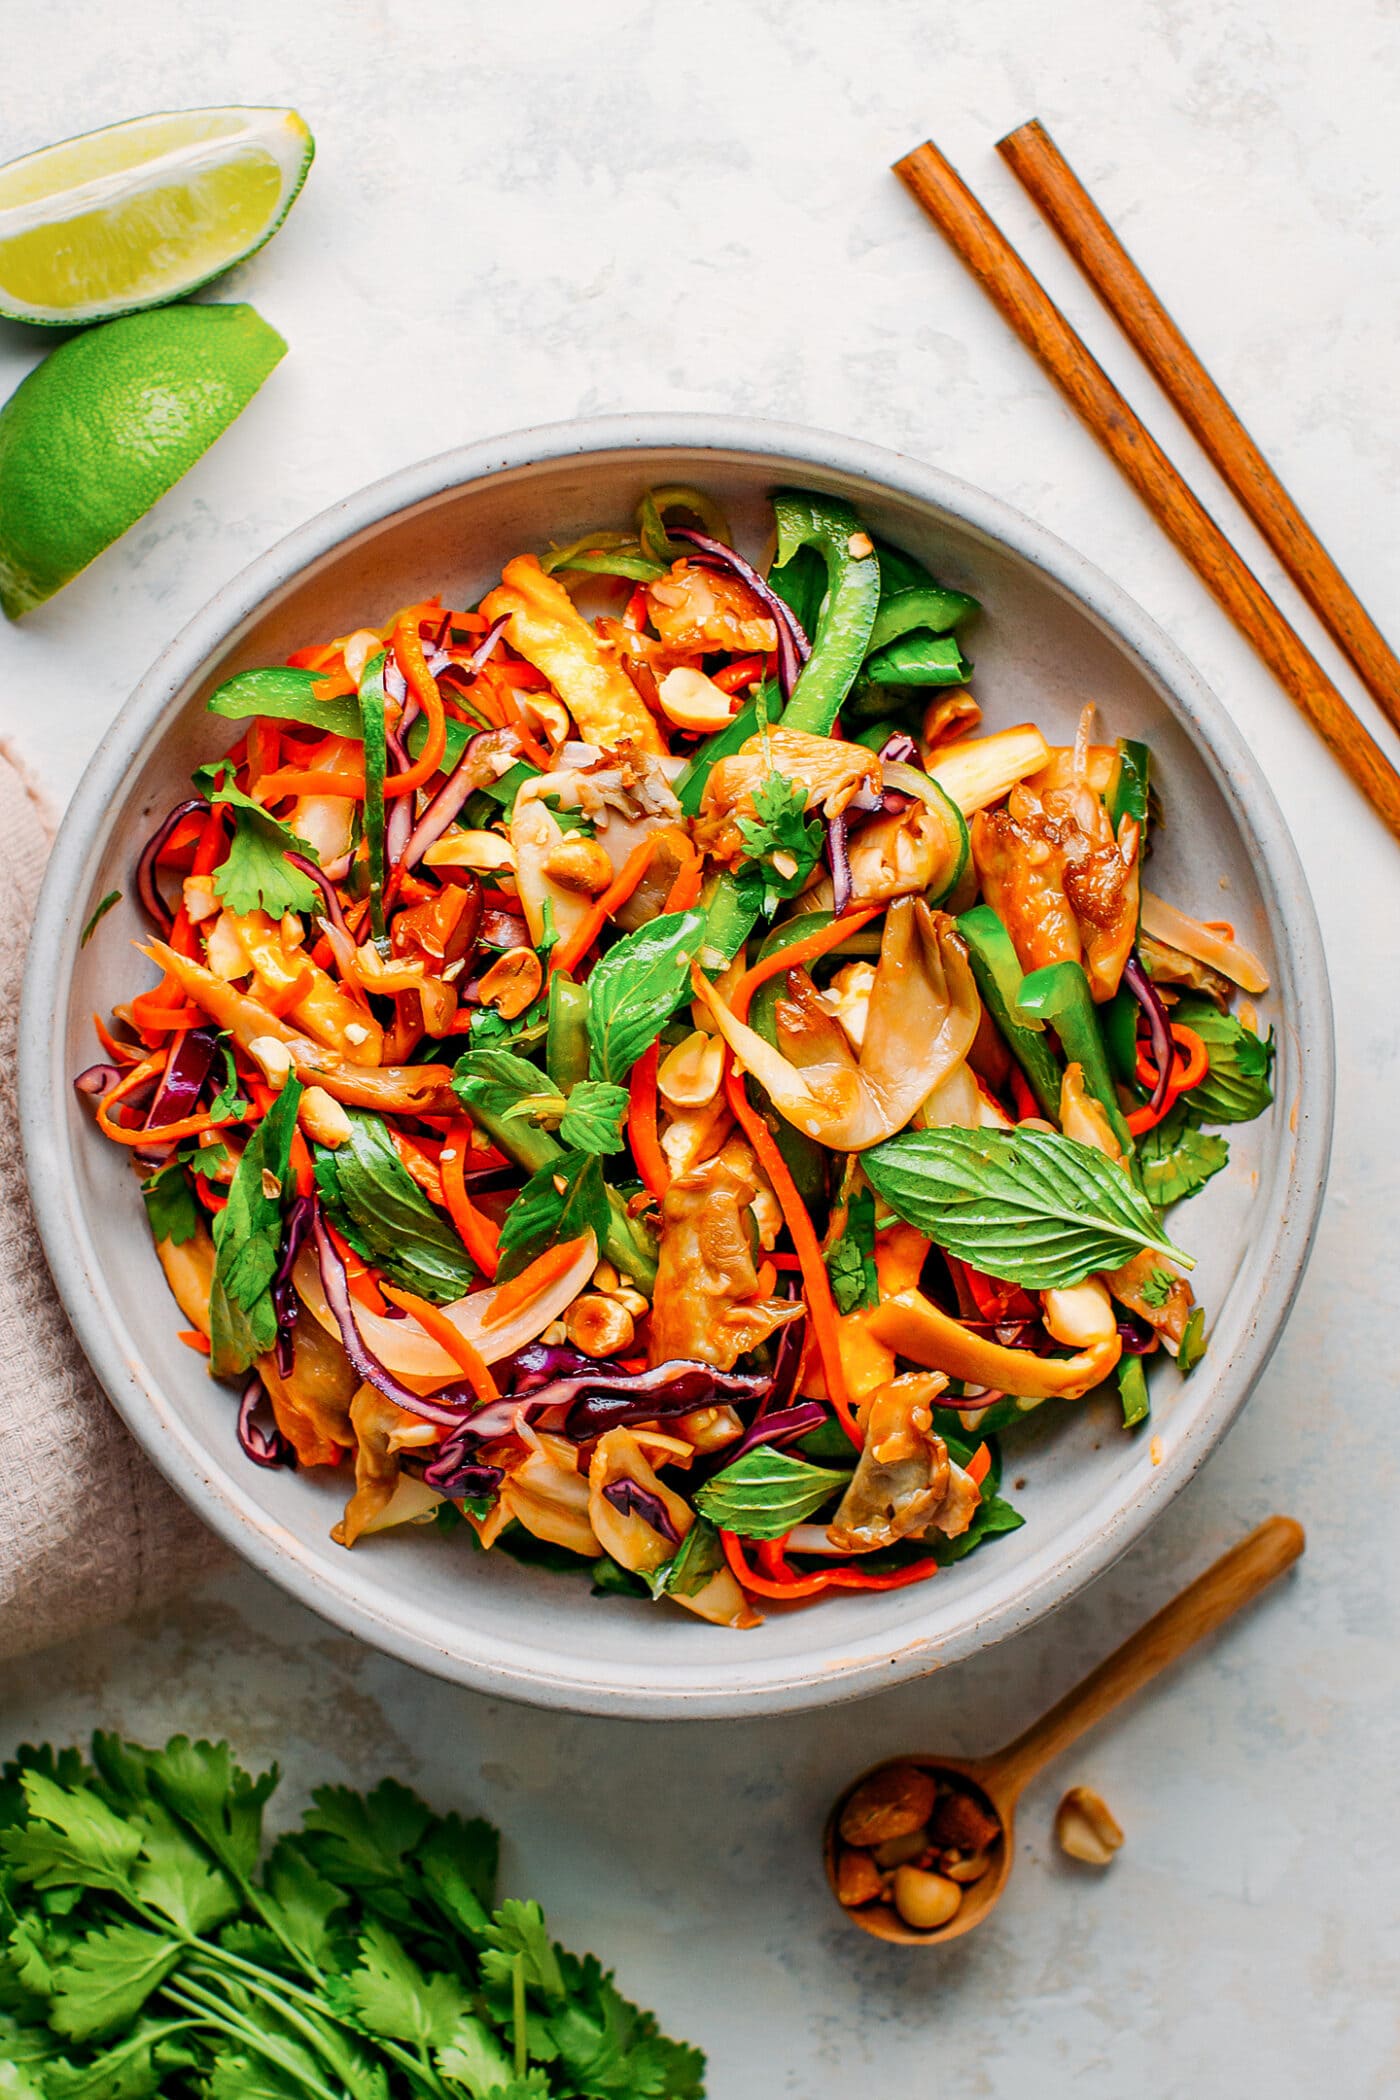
<box><xmin>19</xmin><ymin>416</ymin><xmax>1333</xmax><ymax>1718</ymax></box>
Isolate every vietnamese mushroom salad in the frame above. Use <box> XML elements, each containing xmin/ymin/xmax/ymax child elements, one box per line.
<box><xmin>78</xmin><ymin>486</ymin><xmax>1275</xmax><ymax>1624</ymax></box>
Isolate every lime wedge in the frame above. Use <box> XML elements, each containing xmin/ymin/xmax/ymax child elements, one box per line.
<box><xmin>0</xmin><ymin>106</ymin><xmax>313</xmax><ymax>325</ymax></box>
<box><xmin>0</xmin><ymin>302</ymin><xmax>286</xmax><ymax>618</ymax></box>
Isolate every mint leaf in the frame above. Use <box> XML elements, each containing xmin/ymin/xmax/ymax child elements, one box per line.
<box><xmin>208</xmin><ymin>1078</ymin><xmax>301</xmax><ymax>1377</ymax></box>
<box><xmin>863</xmin><ymin>1126</ymin><xmax>1189</xmax><ymax>1289</ymax></box>
<box><xmin>1173</xmin><ymin>997</ymin><xmax>1275</xmax><ymax>1124</ymax></box>
<box><xmin>453</xmin><ymin>1048</ymin><xmax>552</xmax><ymax>1123</ymax></box>
<box><xmin>695</xmin><ymin>1446</ymin><xmax>849</xmax><ymax>1539</ymax></box>
<box><xmin>193</xmin><ymin>761</ymin><xmax>320</xmax><ymax>919</ymax></box>
<box><xmin>313</xmin><ymin>1110</ymin><xmax>475</xmax><ymax>1303</ymax></box>
<box><xmin>584</xmin><ymin>908</ymin><xmax>708</xmax><ymax>1085</ymax></box>
<box><xmin>663</xmin><ymin>1517</ymin><xmax>724</xmax><ymax>1599</ymax></box>
<box><xmin>140</xmin><ymin>1163</ymin><xmax>197</xmax><ymax>1248</ymax></box>
<box><xmin>558</xmin><ymin>1080</ymin><xmax>629</xmax><ymax>1156</ymax></box>
<box><xmin>496</xmin><ymin>1153</ymin><xmax>608</xmax><ymax>1282</ymax></box>
<box><xmin>1136</xmin><ymin>1105</ymin><xmax>1229</xmax><ymax>1208</ymax></box>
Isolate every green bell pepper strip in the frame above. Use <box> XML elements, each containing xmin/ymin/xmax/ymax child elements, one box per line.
<box><xmin>358</xmin><ymin>650</ymin><xmax>390</xmax><ymax>948</ymax></box>
<box><xmin>674</xmin><ymin>687</ymin><xmax>767</xmax><ymax>817</ymax></box>
<box><xmin>1015</xmin><ymin>959</ymin><xmax>1134</xmax><ymax>1157</ymax></box>
<box><xmin>1102</xmin><ymin>987</ymin><xmax>1144</xmax><ymax>1090</ymax></box>
<box><xmin>459</xmin><ymin>1091</ymin><xmax>657</xmax><ymax>1289</ymax></box>
<box><xmin>868</xmin><ymin>584</ymin><xmax>980</xmax><ymax>652</ymax></box>
<box><xmin>863</xmin><ymin>633</ymin><xmax>973</xmax><ymax>687</ymax></box>
<box><xmin>955</xmin><ymin>905</ymin><xmax>1062</xmax><ymax>1118</ymax></box>
<box><xmin>1108</xmin><ymin>738</ymin><xmax>1151</xmax><ymax>831</ymax></box>
<box><xmin>1117</xmin><ymin>1354</ymin><xmax>1150</xmax><ymax>1428</ymax></box>
<box><xmin>545</xmin><ymin>974</ymin><xmax>590</xmax><ymax>1094</ymax></box>
<box><xmin>770</xmin><ymin>491</ymin><xmax>882</xmax><ymax>736</ymax></box>
<box><xmin>767</xmin><ymin>539</ymin><xmax>827</xmax><ymax>637</ymax></box>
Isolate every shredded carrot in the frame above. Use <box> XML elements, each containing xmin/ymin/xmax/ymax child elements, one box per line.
<box><xmin>482</xmin><ymin>1236</ymin><xmax>589</xmax><ymax>1330</ymax></box>
<box><xmin>256</xmin><ymin>767</ymin><xmax>366</xmax><ymax>802</ymax></box>
<box><xmin>177</xmin><ymin>1329</ymin><xmax>212</xmax><ymax>1355</ymax></box>
<box><xmin>288</xmin><ymin>1128</ymin><xmax>315</xmax><ymax>1201</ymax></box>
<box><xmin>966</xmin><ymin>1441</ymin><xmax>992</xmax><ymax>1487</ymax></box>
<box><xmin>309</xmin><ymin>670</ymin><xmax>357</xmax><ymax>703</ymax></box>
<box><xmin>380</xmin><ymin>1283</ymin><xmax>499</xmax><ymax>1407</ymax></box>
<box><xmin>754</xmin><ymin>1260</ymin><xmax>777</xmax><ymax>1298</ymax></box>
<box><xmin>383</xmin><ymin>612</ymin><xmax>447</xmax><ymax>795</ymax></box>
<box><xmin>491</xmin><ymin>678</ymin><xmax>554</xmax><ymax>771</ymax></box>
<box><xmin>727</xmin><ymin>908</ymin><xmax>880</xmax><ymax>1020</ymax></box>
<box><xmin>551</xmin><ymin>836</ymin><xmax>659</xmax><ymax>977</ymax></box>
<box><xmin>662</xmin><ymin>837</ymin><xmax>704</xmax><ymax>913</ymax></box>
<box><xmin>441</xmin><ymin>1122</ymin><xmax>501</xmax><ymax>1280</ymax></box>
<box><xmin>96</xmin><ymin>1055</ymin><xmax>242</xmax><ymax>1148</ymax></box>
<box><xmin>627</xmin><ymin>1043</ymin><xmax>669</xmax><ymax>1200</ymax></box>
<box><xmin>286</xmin><ymin>642</ymin><xmax>343</xmax><ymax>671</ymax></box>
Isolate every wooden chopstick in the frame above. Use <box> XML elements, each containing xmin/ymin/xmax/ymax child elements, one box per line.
<box><xmin>997</xmin><ymin>118</ymin><xmax>1400</xmax><ymax>735</ymax></box>
<box><xmin>892</xmin><ymin>138</ymin><xmax>1400</xmax><ymax>846</ymax></box>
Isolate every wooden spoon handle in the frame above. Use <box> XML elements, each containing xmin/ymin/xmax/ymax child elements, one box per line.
<box><xmin>992</xmin><ymin>1516</ymin><xmax>1304</xmax><ymax>1798</ymax></box>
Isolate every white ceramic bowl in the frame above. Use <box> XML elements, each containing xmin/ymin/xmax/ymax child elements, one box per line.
<box><xmin>19</xmin><ymin>416</ymin><xmax>1333</xmax><ymax>1718</ymax></box>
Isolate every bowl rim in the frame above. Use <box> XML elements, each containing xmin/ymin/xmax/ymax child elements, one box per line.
<box><xmin>18</xmin><ymin>412</ymin><xmax>1334</xmax><ymax>1716</ymax></box>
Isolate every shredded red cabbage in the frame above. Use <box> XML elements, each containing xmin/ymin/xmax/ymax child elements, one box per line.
<box><xmin>1116</xmin><ymin>1313</ymin><xmax>1157</xmax><ymax>1356</ymax></box>
<box><xmin>399</xmin><ymin>724</ymin><xmax>523</xmax><ymax>875</ymax></box>
<box><xmin>74</xmin><ymin>1062</ymin><xmax>123</xmax><ymax>1099</ymax></box>
<box><xmin>1124</xmin><ymin>952</ymin><xmax>1176</xmax><ymax>1116</ymax></box>
<box><xmin>237</xmin><ymin>1377</ymin><xmax>295</xmax><ymax>1468</ymax></box>
<box><xmin>136</xmin><ymin>798</ymin><xmax>208</xmax><ymax>935</ymax></box>
<box><xmin>827</xmin><ymin>811</ymin><xmax>853</xmax><ymax>915</ymax></box>
<box><xmin>420</xmin><ymin>1434</ymin><xmax>505</xmax><ymax>1501</ymax></box>
<box><xmin>286</xmin><ymin>852</ymin><xmax>351</xmax><ymax>942</ymax></box>
<box><xmin>144</xmin><ymin>1026</ymin><xmax>218</xmax><ymax>1131</ymax></box>
<box><xmin>878</xmin><ymin>732</ymin><xmax>920</xmax><ymax>766</ymax></box>
<box><xmin>271</xmin><ymin>1194</ymin><xmax>314</xmax><ymax>1377</ymax></box>
<box><xmin>666</xmin><ymin>527</ymin><xmax>811</xmax><ymax>701</ymax></box>
<box><xmin>601</xmin><ymin>1478</ymin><xmax>681</xmax><ymax>1545</ymax></box>
<box><xmin>726</xmin><ymin>1401</ymin><xmax>830</xmax><ymax>1463</ymax></box>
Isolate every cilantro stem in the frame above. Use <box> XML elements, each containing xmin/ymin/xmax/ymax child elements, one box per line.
<box><xmin>162</xmin><ymin>1977</ymin><xmax>348</xmax><ymax>2100</ymax></box>
<box><xmin>512</xmin><ymin>1948</ymin><xmax>528</xmax><ymax>2078</ymax></box>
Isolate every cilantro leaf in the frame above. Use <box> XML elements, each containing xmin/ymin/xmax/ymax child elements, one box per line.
<box><xmin>585</xmin><ymin>908</ymin><xmax>708</xmax><ymax>1086</ymax></box>
<box><xmin>1173</xmin><ymin>997</ymin><xmax>1275</xmax><ymax>1124</ymax></box>
<box><xmin>496</xmin><ymin>1152</ymin><xmax>609</xmax><ymax>1282</ymax></box>
<box><xmin>416</xmin><ymin>1814</ymin><xmax>498</xmax><ymax>1942</ymax></box>
<box><xmin>183</xmin><ymin>1140</ymin><xmax>230</xmax><ymax>1181</ymax></box>
<box><xmin>549</xmin><ymin>1947</ymin><xmax>706</xmax><ymax>2100</ymax></box>
<box><xmin>824</xmin><ymin>1184</ymin><xmax>877</xmax><ymax>1315</ymax></box>
<box><xmin>207</xmin><ymin>1035</ymin><xmax>247</xmax><ymax>1121</ymax></box>
<box><xmin>257</xmin><ymin>1839</ymin><xmax>347</xmax><ymax>1972</ymax></box>
<box><xmin>298</xmin><ymin>1779</ymin><xmax>431</xmax><ymax>1930</ymax></box>
<box><xmin>47</xmin><ymin>1924</ymin><xmax>182</xmax><ymax>2041</ymax></box>
<box><xmin>481</xmin><ymin>1902</ymin><xmax>565</xmax><ymax>2003</ymax></box>
<box><xmin>140</xmin><ymin>1163</ymin><xmax>197</xmax><ymax>1248</ymax></box>
<box><xmin>208</xmin><ymin>1079</ymin><xmax>302</xmax><ymax>1377</ymax></box>
<box><xmin>144</xmin><ymin>1736</ymin><xmax>278</xmax><ymax>1885</ymax></box>
<box><xmin>313</xmin><ymin>1109</ymin><xmax>476</xmax><ymax>1302</ymax></box>
<box><xmin>1</xmin><ymin>1772</ymin><xmax>142</xmax><ymax>1897</ymax></box>
<box><xmin>129</xmin><ymin>1801</ymin><xmax>240</xmax><ymax>1935</ymax></box>
<box><xmin>341</xmin><ymin>1919</ymin><xmax>474</xmax><ymax>2049</ymax></box>
<box><xmin>1135</xmin><ymin>1104</ymin><xmax>1230</xmax><ymax>1208</ymax></box>
<box><xmin>734</xmin><ymin>772</ymin><xmax>823</xmax><ymax>914</ymax></box>
<box><xmin>695</xmin><ymin>1446</ymin><xmax>850</xmax><ymax>1539</ymax></box>
<box><xmin>558</xmin><ymin>1080</ymin><xmax>629</xmax><ymax>1156</ymax></box>
<box><xmin>193</xmin><ymin>761</ymin><xmax>320</xmax><ymax>919</ymax></box>
<box><xmin>433</xmin><ymin>2012</ymin><xmax>515</xmax><ymax>2094</ymax></box>
<box><xmin>1137</xmin><ymin>1267</ymin><xmax>1174</xmax><ymax>1309</ymax></box>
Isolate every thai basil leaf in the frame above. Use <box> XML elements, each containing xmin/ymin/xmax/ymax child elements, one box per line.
<box><xmin>862</xmin><ymin>633</ymin><xmax>972</xmax><ymax>686</ymax></box>
<box><xmin>584</xmin><ymin>908</ymin><xmax>708</xmax><ymax>1085</ymax></box>
<box><xmin>1135</xmin><ymin>1104</ymin><xmax>1230</xmax><ymax>1209</ymax></box>
<box><xmin>208</xmin><ymin>1079</ymin><xmax>302</xmax><ymax>1377</ymax></box>
<box><xmin>314</xmin><ymin>1110</ymin><xmax>476</xmax><ymax>1303</ymax></box>
<box><xmin>694</xmin><ymin>1446</ymin><xmax>849</xmax><ymax>1540</ymax></box>
<box><xmin>495</xmin><ymin>1152</ymin><xmax>609</xmax><ymax>1282</ymax></box>
<box><xmin>862</xmin><ymin>1126</ymin><xmax>1189</xmax><ymax>1289</ymax></box>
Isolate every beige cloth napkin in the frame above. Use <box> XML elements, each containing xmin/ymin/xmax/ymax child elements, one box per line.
<box><xmin>0</xmin><ymin>745</ymin><xmax>223</xmax><ymax>1665</ymax></box>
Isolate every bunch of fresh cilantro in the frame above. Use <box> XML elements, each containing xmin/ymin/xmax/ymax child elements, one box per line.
<box><xmin>0</xmin><ymin>1734</ymin><xmax>704</xmax><ymax>2099</ymax></box>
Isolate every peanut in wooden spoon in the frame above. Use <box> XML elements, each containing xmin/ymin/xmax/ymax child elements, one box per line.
<box><xmin>824</xmin><ymin>1514</ymin><xmax>1305</xmax><ymax>1945</ymax></box>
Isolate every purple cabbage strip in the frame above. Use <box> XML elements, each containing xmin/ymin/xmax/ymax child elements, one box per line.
<box><xmin>312</xmin><ymin>1201</ymin><xmax>477</xmax><ymax>1427</ymax></box>
<box><xmin>826</xmin><ymin>812</ymin><xmax>852</xmax><ymax>916</ymax></box>
<box><xmin>506</xmin><ymin>1340</ymin><xmax>602</xmax><ymax>1392</ymax></box>
<box><xmin>285</xmin><ymin>852</ymin><xmax>351</xmax><ymax>943</ymax></box>
<box><xmin>136</xmin><ymin>797</ymin><xmax>208</xmax><ymax>935</ymax></box>
<box><xmin>237</xmin><ymin>1377</ymin><xmax>295</xmax><ymax>1469</ymax></box>
<box><xmin>1116</xmin><ymin>1314</ymin><xmax>1157</xmax><ymax>1356</ymax></box>
<box><xmin>143</xmin><ymin>1026</ymin><xmax>218</xmax><ymax>1132</ymax></box>
<box><xmin>384</xmin><ymin>723</ymin><xmax>414</xmax><ymax>869</ymax></box>
<box><xmin>74</xmin><ymin>1062</ymin><xmax>123</xmax><ymax>1099</ymax></box>
<box><xmin>726</xmin><ymin>1401</ymin><xmax>830</xmax><ymax>1465</ymax></box>
<box><xmin>420</xmin><ymin>1434</ymin><xmax>505</xmax><ymax>1502</ymax></box>
<box><xmin>601</xmin><ymin>1478</ymin><xmax>681</xmax><ymax>1545</ymax></box>
<box><xmin>1123</xmin><ymin>952</ymin><xmax>1176</xmax><ymax>1116</ymax></box>
<box><xmin>878</xmin><ymin>732</ymin><xmax>919</xmax><ymax>766</ymax></box>
<box><xmin>272</xmin><ymin>1194</ymin><xmax>314</xmax><ymax>1377</ymax></box>
<box><xmin>555</xmin><ymin>1359</ymin><xmax>772</xmax><ymax>1439</ymax></box>
<box><xmin>399</xmin><ymin>723</ymin><xmax>524</xmax><ymax>875</ymax></box>
<box><xmin>666</xmin><ymin>526</ymin><xmax>811</xmax><ymax>702</ymax></box>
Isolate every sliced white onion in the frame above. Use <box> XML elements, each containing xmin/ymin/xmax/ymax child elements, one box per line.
<box><xmin>1140</xmin><ymin>890</ymin><xmax>1270</xmax><ymax>994</ymax></box>
<box><xmin>293</xmin><ymin>1232</ymin><xmax>597</xmax><ymax>1379</ymax></box>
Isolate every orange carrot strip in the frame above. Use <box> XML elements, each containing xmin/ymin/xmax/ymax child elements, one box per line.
<box><xmin>966</xmin><ymin>1441</ymin><xmax>992</xmax><ymax>1487</ymax></box>
<box><xmin>662</xmin><ymin>838</ymin><xmax>704</xmax><ymax>913</ymax></box>
<box><xmin>627</xmin><ymin>1042</ymin><xmax>669</xmax><ymax>1199</ymax></box>
<box><xmin>383</xmin><ymin>612</ymin><xmax>447</xmax><ymax>795</ymax></box>
<box><xmin>98</xmin><ymin>1098</ymin><xmax>241</xmax><ymax>1148</ymax></box>
<box><xmin>310</xmin><ymin>670</ymin><xmax>357</xmax><ymax>702</ymax></box>
<box><xmin>551</xmin><ymin>836</ymin><xmax>659</xmax><ymax>977</ymax></box>
<box><xmin>93</xmin><ymin>1013</ymin><xmax>142</xmax><ymax>1066</ymax></box>
<box><xmin>492</xmin><ymin>679</ymin><xmax>554</xmax><ymax>771</ymax></box>
<box><xmin>441</xmin><ymin>1122</ymin><xmax>501</xmax><ymax>1280</ymax></box>
<box><xmin>380</xmin><ymin>1283</ymin><xmax>500</xmax><ymax>1407</ymax></box>
<box><xmin>289</xmin><ymin>1128</ymin><xmax>315</xmax><ymax>1200</ymax></box>
<box><xmin>727</xmin><ymin>907</ymin><xmax>880</xmax><ymax>1020</ymax></box>
<box><xmin>481</xmin><ymin>1236</ymin><xmax>591</xmax><ymax>1330</ymax></box>
<box><xmin>177</xmin><ymin>1329</ymin><xmax>212</xmax><ymax>1356</ymax></box>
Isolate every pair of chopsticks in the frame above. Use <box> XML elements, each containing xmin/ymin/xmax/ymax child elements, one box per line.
<box><xmin>894</xmin><ymin>125</ymin><xmax>1400</xmax><ymax>842</ymax></box>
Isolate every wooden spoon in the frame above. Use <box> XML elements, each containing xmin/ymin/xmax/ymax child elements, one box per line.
<box><xmin>824</xmin><ymin>1514</ymin><xmax>1304</xmax><ymax>1944</ymax></box>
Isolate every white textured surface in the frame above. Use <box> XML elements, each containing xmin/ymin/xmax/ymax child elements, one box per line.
<box><xmin>1</xmin><ymin>2</ymin><xmax>1398</xmax><ymax>2093</ymax></box>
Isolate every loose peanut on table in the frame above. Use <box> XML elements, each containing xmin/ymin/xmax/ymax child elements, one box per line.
<box><xmin>1055</xmin><ymin>1786</ymin><xmax>1124</xmax><ymax>1866</ymax></box>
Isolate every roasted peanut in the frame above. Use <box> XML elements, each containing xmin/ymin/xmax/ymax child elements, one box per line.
<box><xmin>478</xmin><ymin>945</ymin><xmax>543</xmax><ymax>1019</ymax></box>
<box><xmin>943</xmin><ymin>1849</ymin><xmax>993</xmax><ymax>1884</ymax></box>
<box><xmin>564</xmin><ymin>1294</ymin><xmax>636</xmax><ymax>1358</ymax></box>
<box><xmin>657</xmin><ymin>1030</ymin><xmax>725</xmax><ymax>1109</ymax></box>
<box><xmin>247</xmin><ymin>1035</ymin><xmax>293</xmax><ymax>1088</ymax></box>
<box><xmin>299</xmin><ymin>1085</ymin><xmax>353</xmax><ymax>1147</ymax></box>
<box><xmin>542</xmin><ymin>835</ymin><xmax>614</xmax><ymax>895</ymax></box>
<box><xmin>835</xmin><ymin>1847</ymin><xmax>884</xmax><ymax>1908</ymax></box>
<box><xmin>928</xmin><ymin>1787</ymin><xmax>1002</xmax><ymax>1854</ymax></box>
<box><xmin>891</xmin><ymin>1866</ymin><xmax>963</xmax><ymax>1931</ymax></box>
<box><xmin>872</xmin><ymin>1828</ymin><xmax>929</xmax><ymax>1871</ymax></box>
<box><xmin>1055</xmin><ymin>1786</ymin><xmax>1123</xmax><ymax>1866</ymax></box>
<box><xmin>838</xmin><ymin>1764</ymin><xmax>938</xmax><ymax>1848</ymax></box>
